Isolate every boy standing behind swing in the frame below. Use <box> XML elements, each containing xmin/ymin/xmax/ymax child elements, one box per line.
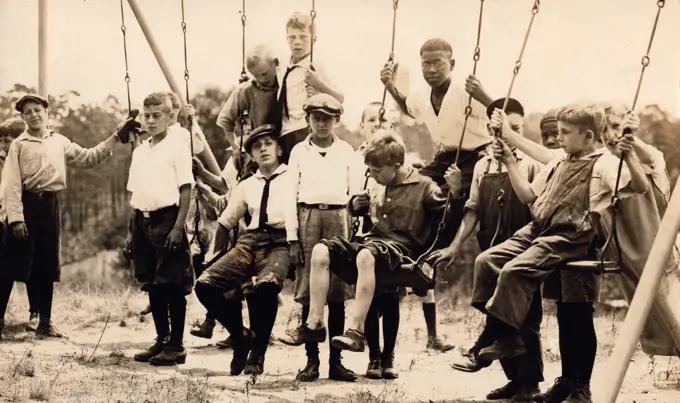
<box><xmin>277</xmin><ymin>11</ymin><xmax>344</xmax><ymax>164</ymax></box>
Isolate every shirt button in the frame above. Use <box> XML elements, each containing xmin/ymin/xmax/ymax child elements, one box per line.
<box><xmin>386</xmin><ymin>198</ymin><xmax>391</xmax><ymax>202</ymax></box>
<box><xmin>382</xmin><ymin>214</ymin><xmax>387</xmax><ymax>218</ymax></box>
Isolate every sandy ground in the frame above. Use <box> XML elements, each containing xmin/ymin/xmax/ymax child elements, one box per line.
<box><xmin>1</xmin><ymin>252</ymin><xmax>679</xmax><ymax>403</ymax></box>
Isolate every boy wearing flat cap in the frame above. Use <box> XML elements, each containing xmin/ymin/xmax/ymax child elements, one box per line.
<box><xmin>195</xmin><ymin>124</ymin><xmax>298</xmax><ymax>376</ymax></box>
<box><xmin>280</xmin><ymin>93</ymin><xmax>361</xmax><ymax>382</ymax></box>
<box><xmin>0</xmin><ymin>94</ymin><xmax>137</xmax><ymax>340</ymax></box>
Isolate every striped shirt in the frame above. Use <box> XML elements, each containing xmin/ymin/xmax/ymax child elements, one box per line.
<box><xmin>277</xmin><ymin>55</ymin><xmax>335</xmax><ymax>136</ymax></box>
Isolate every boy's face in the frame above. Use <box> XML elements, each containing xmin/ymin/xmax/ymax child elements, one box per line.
<box><xmin>249</xmin><ymin>135</ymin><xmax>280</xmax><ymax>167</ymax></box>
<box><xmin>142</xmin><ymin>105</ymin><xmax>173</xmax><ymax>137</ymax></box>
<box><xmin>368</xmin><ymin>163</ymin><xmax>399</xmax><ymax>186</ymax></box>
<box><xmin>602</xmin><ymin>114</ymin><xmax>624</xmax><ymax>148</ymax></box>
<box><xmin>286</xmin><ymin>27</ymin><xmax>312</xmax><ymax>60</ymax></box>
<box><xmin>557</xmin><ymin>121</ymin><xmax>592</xmax><ymax>154</ymax></box>
<box><xmin>21</xmin><ymin>102</ymin><xmax>48</xmax><ymax>131</ymax></box>
<box><xmin>540</xmin><ymin>121</ymin><xmax>560</xmax><ymax>149</ymax></box>
<box><xmin>249</xmin><ymin>60</ymin><xmax>278</xmax><ymax>89</ymax></box>
<box><xmin>507</xmin><ymin>113</ymin><xmax>524</xmax><ymax>136</ymax></box>
<box><xmin>308</xmin><ymin>111</ymin><xmax>338</xmax><ymax>139</ymax></box>
<box><xmin>360</xmin><ymin>105</ymin><xmax>394</xmax><ymax>139</ymax></box>
<box><xmin>420</xmin><ymin>50</ymin><xmax>453</xmax><ymax>88</ymax></box>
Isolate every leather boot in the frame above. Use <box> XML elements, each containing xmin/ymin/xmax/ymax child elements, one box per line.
<box><xmin>134</xmin><ymin>336</ymin><xmax>168</xmax><ymax>363</ymax></box>
<box><xmin>190</xmin><ymin>316</ymin><xmax>216</xmax><ymax>339</ymax></box>
<box><xmin>149</xmin><ymin>343</ymin><xmax>187</xmax><ymax>366</ymax></box>
<box><xmin>295</xmin><ymin>358</ymin><xmax>320</xmax><ymax>382</ymax></box>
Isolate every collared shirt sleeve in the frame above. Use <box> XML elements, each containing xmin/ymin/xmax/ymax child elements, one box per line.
<box><xmin>3</xmin><ymin>141</ymin><xmax>25</xmax><ymax>223</ymax></box>
<box><xmin>598</xmin><ymin>154</ymin><xmax>632</xmax><ymax>195</ymax></box>
<box><xmin>283</xmin><ymin>169</ymin><xmax>300</xmax><ymax>242</ymax></box>
<box><xmin>217</xmin><ymin>181</ymin><xmax>247</xmax><ymax>229</ymax></box>
<box><xmin>216</xmin><ymin>85</ymin><xmax>247</xmax><ymax>132</ymax></box>
<box><xmin>638</xmin><ymin>142</ymin><xmax>670</xmax><ymax>199</ymax></box>
<box><xmin>465</xmin><ymin>158</ymin><xmax>486</xmax><ymax>211</ymax></box>
<box><xmin>62</xmin><ymin>134</ymin><xmax>112</xmax><ymax>169</ymax></box>
<box><xmin>286</xmin><ymin>148</ymin><xmax>302</xmax><ymax>240</ymax></box>
<box><xmin>405</xmin><ymin>91</ymin><xmax>421</xmax><ymax>118</ymax></box>
<box><xmin>174</xmin><ymin>140</ymin><xmax>195</xmax><ymax>188</ymax></box>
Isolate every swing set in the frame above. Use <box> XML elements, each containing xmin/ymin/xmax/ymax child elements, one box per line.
<box><xmin>32</xmin><ymin>0</ymin><xmax>677</xmax><ymax>401</ymax></box>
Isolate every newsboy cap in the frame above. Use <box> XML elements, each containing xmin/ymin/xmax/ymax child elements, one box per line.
<box><xmin>244</xmin><ymin>124</ymin><xmax>280</xmax><ymax>153</ymax></box>
<box><xmin>15</xmin><ymin>94</ymin><xmax>49</xmax><ymax>113</ymax></box>
<box><xmin>303</xmin><ymin>93</ymin><xmax>343</xmax><ymax>116</ymax></box>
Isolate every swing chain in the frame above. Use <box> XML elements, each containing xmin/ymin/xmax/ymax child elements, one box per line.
<box><xmin>377</xmin><ymin>0</ymin><xmax>400</xmax><ymax>126</ymax></box>
<box><xmin>180</xmin><ymin>0</ymin><xmax>191</xmax><ymax>92</ymax></box>
<box><xmin>453</xmin><ymin>0</ymin><xmax>485</xmax><ymax>165</ymax></box>
<box><xmin>629</xmin><ymin>0</ymin><xmax>665</xmax><ymax>111</ymax></box>
<box><xmin>119</xmin><ymin>0</ymin><xmax>132</xmax><ymax>112</ymax></box>
<box><xmin>240</xmin><ymin>0</ymin><xmax>249</xmax><ymax>83</ymax></box>
<box><xmin>309</xmin><ymin>0</ymin><xmax>317</xmax><ymax>65</ymax></box>
<box><xmin>531</xmin><ymin>0</ymin><xmax>540</xmax><ymax>14</ymax></box>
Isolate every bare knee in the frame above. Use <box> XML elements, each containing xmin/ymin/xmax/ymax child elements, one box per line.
<box><xmin>356</xmin><ymin>249</ymin><xmax>376</xmax><ymax>272</ymax></box>
<box><xmin>311</xmin><ymin>244</ymin><xmax>330</xmax><ymax>269</ymax></box>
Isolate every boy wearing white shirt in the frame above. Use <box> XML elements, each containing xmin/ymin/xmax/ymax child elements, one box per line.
<box><xmin>277</xmin><ymin>12</ymin><xmax>344</xmax><ymax>164</ymax></box>
<box><xmin>129</xmin><ymin>93</ymin><xmax>194</xmax><ymax>367</ymax></box>
<box><xmin>281</xmin><ymin>93</ymin><xmax>359</xmax><ymax>383</ymax></box>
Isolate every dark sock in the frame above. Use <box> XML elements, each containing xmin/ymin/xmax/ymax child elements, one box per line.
<box><xmin>381</xmin><ymin>295</ymin><xmax>400</xmax><ymax>357</ymax></box>
<box><xmin>422</xmin><ymin>302</ymin><xmax>437</xmax><ymax>339</ymax></box>
<box><xmin>556</xmin><ymin>301</ymin><xmax>574</xmax><ymax>379</ymax></box>
<box><xmin>246</xmin><ymin>294</ymin><xmax>258</xmax><ymax>332</ymax></box>
<box><xmin>477</xmin><ymin>316</ymin><xmax>500</xmax><ymax>351</ymax></box>
<box><xmin>26</xmin><ymin>281</ymin><xmax>40</xmax><ymax>315</ymax></box>
<box><xmin>195</xmin><ymin>283</ymin><xmax>245</xmax><ymax>343</ymax></box>
<box><xmin>37</xmin><ymin>281</ymin><xmax>54</xmax><ymax>323</ymax></box>
<box><xmin>328</xmin><ymin>302</ymin><xmax>345</xmax><ymax>363</ymax></box>
<box><xmin>365</xmin><ymin>297</ymin><xmax>381</xmax><ymax>360</ymax></box>
<box><xmin>253</xmin><ymin>287</ymin><xmax>279</xmax><ymax>352</ymax></box>
<box><xmin>0</xmin><ymin>279</ymin><xmax>14</xmax><ymax>321</ymax></box>
<box><xmin>168</xmin><ymin>291</ymin><xmax>187</xmax><ymax>347</ymax></box>
<box><xmin>149</xmin><ymin>288</ymin><xmax>170</xmax><ymax>339</ymax></box>
<box><xmin>572</xmin><ymin>302</ymin><xmax>596</xmax><ymax>382</ymax></box>
<box><xmin>301</xmin><ymin>304</ymin><xmax>319</xmax><ymax>360</ymax></box>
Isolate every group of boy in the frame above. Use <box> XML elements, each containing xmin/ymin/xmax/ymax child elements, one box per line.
<box><xmin>0</xmin><ymin>9</ymin><xmax>674</xmax><ymax>403</ymax></box>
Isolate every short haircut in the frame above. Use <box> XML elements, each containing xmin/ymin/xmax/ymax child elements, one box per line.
<box><xmin>166</xmin><ymin>92</ymin><xmax>182</xmax><ymax>111</ymax></box>
<box><xmin>143</xmin><ymin>92</ymin><xmax>173</xmax><ymax>114</ymax></box>
<box><xmin>556</xmin><ymin>103</ymin><xmax>606</xmax><ymax>138</ymax></box>
<box><xmin>246</xmin><ymin>44</ymin><xmax>276</xmax><ymax>71</ymax></box>
<box><xmin>286</xmin><ymin>12</ymin><xmax>315</xmax><ymax>36</ymax></box>
<box><xmin>364</xmin><ymin>130</ymin><xmax>406</xmax><ymax>167</ymax></box>
<box><xmin>0</xmin><ymin>117</ymin><xmax>27</xmax><ymax>139</ymax></box>
<box><xmin>420</xmin><ymin>38</ymin><xmax>453</xmax><ymax>56</ymax></box>
<box><xmin>361</xmin><ymin>102</ymin><xmax>383</xmax><ymax>122</ymax></box>
<box><xmin>600</xmin><ymin>102</ymin><xmax>628</xmax><ymax>120</ymax></box>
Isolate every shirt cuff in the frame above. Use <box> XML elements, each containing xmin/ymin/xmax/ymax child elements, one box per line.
<box><xmin>7</xmin><ymin>212</ymin><xmax>25</xmax><ymax>224</ymax></box>
<box><xmin>286</xmin><ymin>228</ymin><xmax>299</xmax><ymax>242</ymax></box>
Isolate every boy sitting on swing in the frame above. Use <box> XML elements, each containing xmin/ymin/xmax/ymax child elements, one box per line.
<box><xmin>282</xmin><ymin>131</ymin><xmax>466</xmax><ymax>353</ymax></box>
<box><xmin>471</xmin><ymin>103</ymin><xmax>649</xmax><ymax>403</ymax></box>
<box><xmin>431</xmin><ymin>98</ymin><xmax>546</xmax><ymax>401</ymax></box>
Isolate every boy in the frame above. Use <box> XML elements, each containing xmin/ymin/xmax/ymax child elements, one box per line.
<box><xmin>281</xmin><ymin>94</ymin><xmax>360</xmax><ymax>382</ymax></box>
<box><xmin>217</xmin><ymin>45</ymin><xmax>281</xmax><ymax>173</ymax></box>
<box><xmin>281</xmin><ymin>132</ymin><xmax>465</xmax><ymax>360</ymax></box>
<box><xmin>539</xmin><ymin>110</ymin><xmax>560</xmax><ymax>150</ymax></box>
<box><xmin>358</xmin><ymin>101</ymin><xmax>454</xmax><ymax>353</ymax></box>
<box><xmin>472</xmin><ymin>104</ymin><xmax>648</xmax><ymax>403</ymax></box>
<box><xmin>0</xmin><ymin>118</ymin><xmax>41</xmax><ymax>334</ymax></box>
<box><xmin>129</xmin><ymin>93</ymin><xmax>194</xmax><ymax>366</ymax></box>
<box><xmin>0</xmin><ymin>94</ymin><xmax>133</xmax><ymax>340</ymax></box>
<box><xmin>432</xmin><ymin>98</ymin><xmax>545</xmax><ymax>401</ymax></box>
<box><xmin>195</xmin><ymin>124</ymin><xmax>297</xmax><ymax>376</ymax></box>
<box><xmin>380</xmin><ymin>38</ymin><xmax>492</xmax><ymax>246</ymax></box>
<box><xmin>277</xmin><ymin>12</ymin><xmax>344</xmax><ymax>164</ymax></box>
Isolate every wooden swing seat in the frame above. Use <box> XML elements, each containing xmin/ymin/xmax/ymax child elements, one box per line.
<box><xmin>562</xmin><ymin>259</ymin><xmax>620</xmax><ymax>274</ymax></box>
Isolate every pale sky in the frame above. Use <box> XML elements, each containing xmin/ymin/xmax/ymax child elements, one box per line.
<box><xmin>1</xmin><ymin>0</ymin><xmax>679</xmax><ymax>130</ymax></box>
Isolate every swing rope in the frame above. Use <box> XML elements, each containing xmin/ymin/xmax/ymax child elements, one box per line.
<box><xmin>453</xmin><ymin>0</ymin><xmax>485</xmax><ymax>165</ymax></box>
<box><xmin>180</xmin><ymin>0</ymin><xmax>203</xmax><ymax>254</ymax></box>
<box><xmin>415</xmin><ymin>0</ymin><xmax>490</xmax><ymax>275</ymax></box>
<box><xmin>488</xmin><ymin>0</ymin><xmax>541</xmax><ymax>248</ymax></box>
<box><xmin>597</xmin><ymin>0</ymin><xmax>666</xmax><ymax>272</ymax></box>
<box><xmin>349</xmin><ymin>0</ymin><xmax>400</xmax><ymax>241</ymax></box>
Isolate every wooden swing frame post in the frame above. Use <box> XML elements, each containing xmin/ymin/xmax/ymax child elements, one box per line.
<box><xmin>38</xmin><ymin>0</ymin><xmax>48</xmax><ymax>96</ymax></box>
<box><xmin>126</xmin><ymin>0</ymin><xmax>220</xmax><ymax>176</ymax></box>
